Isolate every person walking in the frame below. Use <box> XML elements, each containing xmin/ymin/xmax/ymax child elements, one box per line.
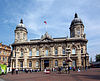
<box><xmin>16</xmin><ymin>68</ymin><xmax>18</xmax><ymax>74</ymax></box>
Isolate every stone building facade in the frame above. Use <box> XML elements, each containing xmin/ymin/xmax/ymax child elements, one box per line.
<box><xmin>0</xmin><ymin>43</ymin><xmax>11</xmax><ymax>66</ymax></box>
<box><xmin>11</xmin><ymin>13</ymin><xmax>89</xmax><ymax>70</ymax></box>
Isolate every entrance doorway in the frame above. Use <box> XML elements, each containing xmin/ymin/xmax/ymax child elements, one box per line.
<box><xmin>44</xmin><ymin>60</ymin><xmax>49</xmax><ymax>68</ymax></box>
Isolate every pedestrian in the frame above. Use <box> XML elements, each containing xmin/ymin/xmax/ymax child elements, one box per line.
<box><xmin>68</xmin><ymin>66</ymin><xmax>70</xmax><ymax>74</ymax></box>
<box><xmin>12</xmin><ymin>68</ymin><xmax>15</xmax><ymax>75</ymax></box>
<box><xmin>16</xmin><ymin>68</ymin><xmax>18</xmax><ymax>74</ymax></box>
<box><xmin>65</xmin><ymin>66</ymin><xmax>68</xmax><ymax>74</ymax></box>
<box><xmin>30</xmin><ymin>69</ymin><xmax>32</xmax><ymax>73</ymax></box>
<box><xmin>78</xmin><ymin>68</ymin><xmax>80</xmax><ymax>72</ymax></box>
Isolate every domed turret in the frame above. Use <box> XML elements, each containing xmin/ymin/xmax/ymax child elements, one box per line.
<box><xmin>14</xmin><ymin>19</ymin><xmax>28</xmax><ymax>43</ymax></box>
<box><xmin>70</xmin><ymin>13</ymin><xmax>83</xmax><ymax>27</ymax></box>
<box><xmin>16</xmin><ymin>19</ymin><xmax>27</xmax><ymax>31</ymax></box>
<box><xmin>70</xmin><ymin>13</ymin><xmax>85</xmax><ymax>38</ymax></box>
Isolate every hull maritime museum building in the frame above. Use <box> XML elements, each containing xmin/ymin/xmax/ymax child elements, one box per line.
<box><xmin>11</xmin><ymin>13</ymin><xmax>89</xmax><ymax>70</ymax></box>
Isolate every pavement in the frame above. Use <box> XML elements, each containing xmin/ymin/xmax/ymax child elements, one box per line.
<box><xmin>0</xmin><ymin>68</ymin><xmax>100</xmax><ymax>81</ymax></box>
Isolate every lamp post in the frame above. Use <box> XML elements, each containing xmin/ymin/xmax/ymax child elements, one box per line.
<box><xmin>85</xmin><ymin>53</ymin><xmax>87</xmax><ymax>70</ymax></box>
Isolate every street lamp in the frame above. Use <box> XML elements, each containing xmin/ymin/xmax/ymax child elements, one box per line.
<box><xmin>85</xmin><ymin>53</ymin><xmax>87</xmax><ymax>70</ymax></box>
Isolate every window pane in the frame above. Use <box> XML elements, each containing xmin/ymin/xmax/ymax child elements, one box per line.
<box><xmin>63</xmin><ymin>60</ymin><xmax>66</xmax><ymax>66</ymax></box>
<box><xmin>29</xmin><ymin>50</ymin><xmax>32</xmax><ymax>56</ymax></box>
<box><xmin>55</xmin><ymin>60</ymin><xmax>58</xmax><ymax>66</ymax></box>
<box><xmin>63</xmin><ymin>49</ymin><xmax>65</xmax><ymax>55</ymax></box>
<box><xmin>55</xmin><ymin>49</ymin><xmax>58</xmax><ymax>55</ymax></box>
<box><xmin>17</xmin><ymin>33</ymin><xmax>20</xmax><ymax>40</ymax></box>
<box><xmin>81</xmin><ymin>48</ymin><xmax>83</xmax><ymax>53</ymax></box>
<box><xmin>72</xmin><ymin>60</ymin><xmax>75</xmax><ymax>67</ymax></box>
<box><xmin>36</xmin><ymin>61</ymin><xmax>39</xmax><ymax>67</ymax></box>
<box><xmin>46</xmin><ymin>50</ymin><xmax>48</xmax><ymax>56</ymax></box>
<box><xmin>23</xmin><ymin>33</ymin><xmax>25</xmax><ymax>40</ymax></box>
<box><xmin>36</xmin><ymin>50</ymin><xmax>39</xmax><ymax>56</ymax></box>
<box><xmin>20</xmin><ymin>61</ymin><xmax>23</xmax><ymax>67</ymax></box>
<box><xmin>29</xmin><ymin>61</ymin><xmax>32</xmax><ymax>67</ymax></box>
<box><xmin>72</xmin><ymin>48</ymin><xmax>75</xmax><ymax>54</ymax></box>
<box><xmin>21</xmin><ymin>50</ymin><xmax>23</xmax><ymax>56</ymax></box>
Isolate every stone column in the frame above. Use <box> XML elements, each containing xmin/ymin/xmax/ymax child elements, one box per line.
<box><xmin>16</xmin><ymin>52</ymin><xmax>19</xmax><ymax>69</ymax></box>
<box><xmin>24</xmin><ymin>49</ymin><xmax>28</xmax><ymax>69</ymax></box>
<box><xmin>77</xmin><ymin>48</ymin><xmax>81</xmax><ymax>68</ymax></box>
<box><xmin>41</xmin><ymin>60</ymin><xmax>44</xmax><ymax>71</ymax></box>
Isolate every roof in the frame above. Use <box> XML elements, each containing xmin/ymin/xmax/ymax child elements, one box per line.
<box><xmin>12</xmin><ymin>37</ymin><xmax>88</xmax><ymax>46</ymax></box>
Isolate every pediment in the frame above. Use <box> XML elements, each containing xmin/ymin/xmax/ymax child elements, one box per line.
<box><xmin>40</xmin><ymin>32</ymin><xmax>54</xmax><ymax>42</ymax></box>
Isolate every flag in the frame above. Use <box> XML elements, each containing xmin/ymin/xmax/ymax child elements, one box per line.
<box><xmin>44</xmin><ymin>21</ymin><xmax>47</xmax><ymax>24</ymax></box>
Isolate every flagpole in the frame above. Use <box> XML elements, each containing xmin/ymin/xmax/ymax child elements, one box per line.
<box><xmin>46</xmin><ymin>24</ymin><xmax>47</xmax><ymax>32</ymax></box>
<box><xmin>44</xmin><ymin>21</ymin><xmax>47</xmax><ymax>33</ymax></box>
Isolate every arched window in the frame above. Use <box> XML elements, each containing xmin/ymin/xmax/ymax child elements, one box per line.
<box><xmin>46</xmin><ymin>50</ymin><xmax>48</xmax><ymax>56</ymax></box>
<box><xmin>29</xmin><ymin>49</ymin><xmax>32</xmax><ymax>56</ymax></box>
<box><xmin>72</xmin><ymin>48</ymin><xmax>75</xmax><ymax>54</ymax></box>
<box><xmin>62</xmin><ymin>48</ymin><xmax>65</xmax><ymax>55</ymax></box>
<box><xmin>55</xmin><ymin>49</ymin><xmax>58</xmax><ymax>55</ymax></box>
<box><xmin>36</xmin><ymin>50</ymin><xmax>39</xmax><ymax>56</ymax></box>
<box><xmin>55</xmin><ymin>60</ymin><xmax>58</xmax><ymax>66</ymax></box>
<box><xmin>23</xmin><ymin>33</ymin><xmax>25</xmax><ymax>40</ymax></box>
<box><xmin>81</xmin><ymin>48</ymin><xmax>83</xmax><ymax>53</ymax></box>
<box><xmin>36</xmin><ymin>61</ymin><xmax>39</xmax><ymax>67</ymax></box>
<box><xmin>17</xmin><ymin>33</ymin><xmax>20</xmax><ymax>40</ymax></box>
<box><xmin>21</xmin><ymin>49</ymin><xmax>23</xmax><ymax>56</ymax></box>
<box><xmin>29</xmin><ymin>61</ymin><xmax>32</xmax><ymax>67</ymax></box>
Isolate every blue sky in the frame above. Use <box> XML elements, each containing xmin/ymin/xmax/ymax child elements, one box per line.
<box><xmin>0</xmin><ymin>0</ymin><xmax>100</xmax><ymax>61</ymax></box>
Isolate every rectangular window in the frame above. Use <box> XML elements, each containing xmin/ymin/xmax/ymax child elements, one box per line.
<box><xmin>81</xmin><ymin>48</ymin><xmax>83</xmax><ymax>53</ymax></box>
<box><xmin>63</xmin><ymin>60</ymin><xmax>66</xmax><ymax>66</ymax></box>
<box><xmin>55</xmin><ymin>60</ymin><xmax>58</xmax><ymax>66</ymax></box>
<box><xmin>72</xmin><ymin>60</ymin><xmax>76</xmax><ymax>67</ymax></box>
<box><xmin>63</xmin><ymin>48</ymin><xmax>65</xmax><ymax>55</ymax></box>
<box><xmin>20</xmin><ymin>61</ymin><xmax>23</xmax><ymax>67</ymax></box>
<box><xmin>46</xmin><ymin>50</ymin><xmax>48</xmax><ymax>56</ymax></box>
<box><xmin>21</xmin><ymin>49</ymin><xmax>23</xmax><ymax>57</ymax></box>
<box><xmin>36</xmin><ymin>61</ymin><xmax>39</xmax><ymax>67</ymax></box>
<box><xmin>55</xmin><ymin>49</ymin><xmax>58</xmax><ymax>55</ymax></box>
<box><xmin>36</xmin><ymin>50</ymin><xmax>39</xmax><ymax>56</ymax></box>
<box><xmin>29</xmin><ymin>61</ymin><xmax>32</xmax><ymax>67</ymax></box>
<box><xmin>72</xmin><ymin>48</ymin><xmax>75</xmax><ymax>54</ymax></box>
<box><xmin>29</xmin><ymin>50</ymin><xmax>32</xmax><ymax>56</ymax></box>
